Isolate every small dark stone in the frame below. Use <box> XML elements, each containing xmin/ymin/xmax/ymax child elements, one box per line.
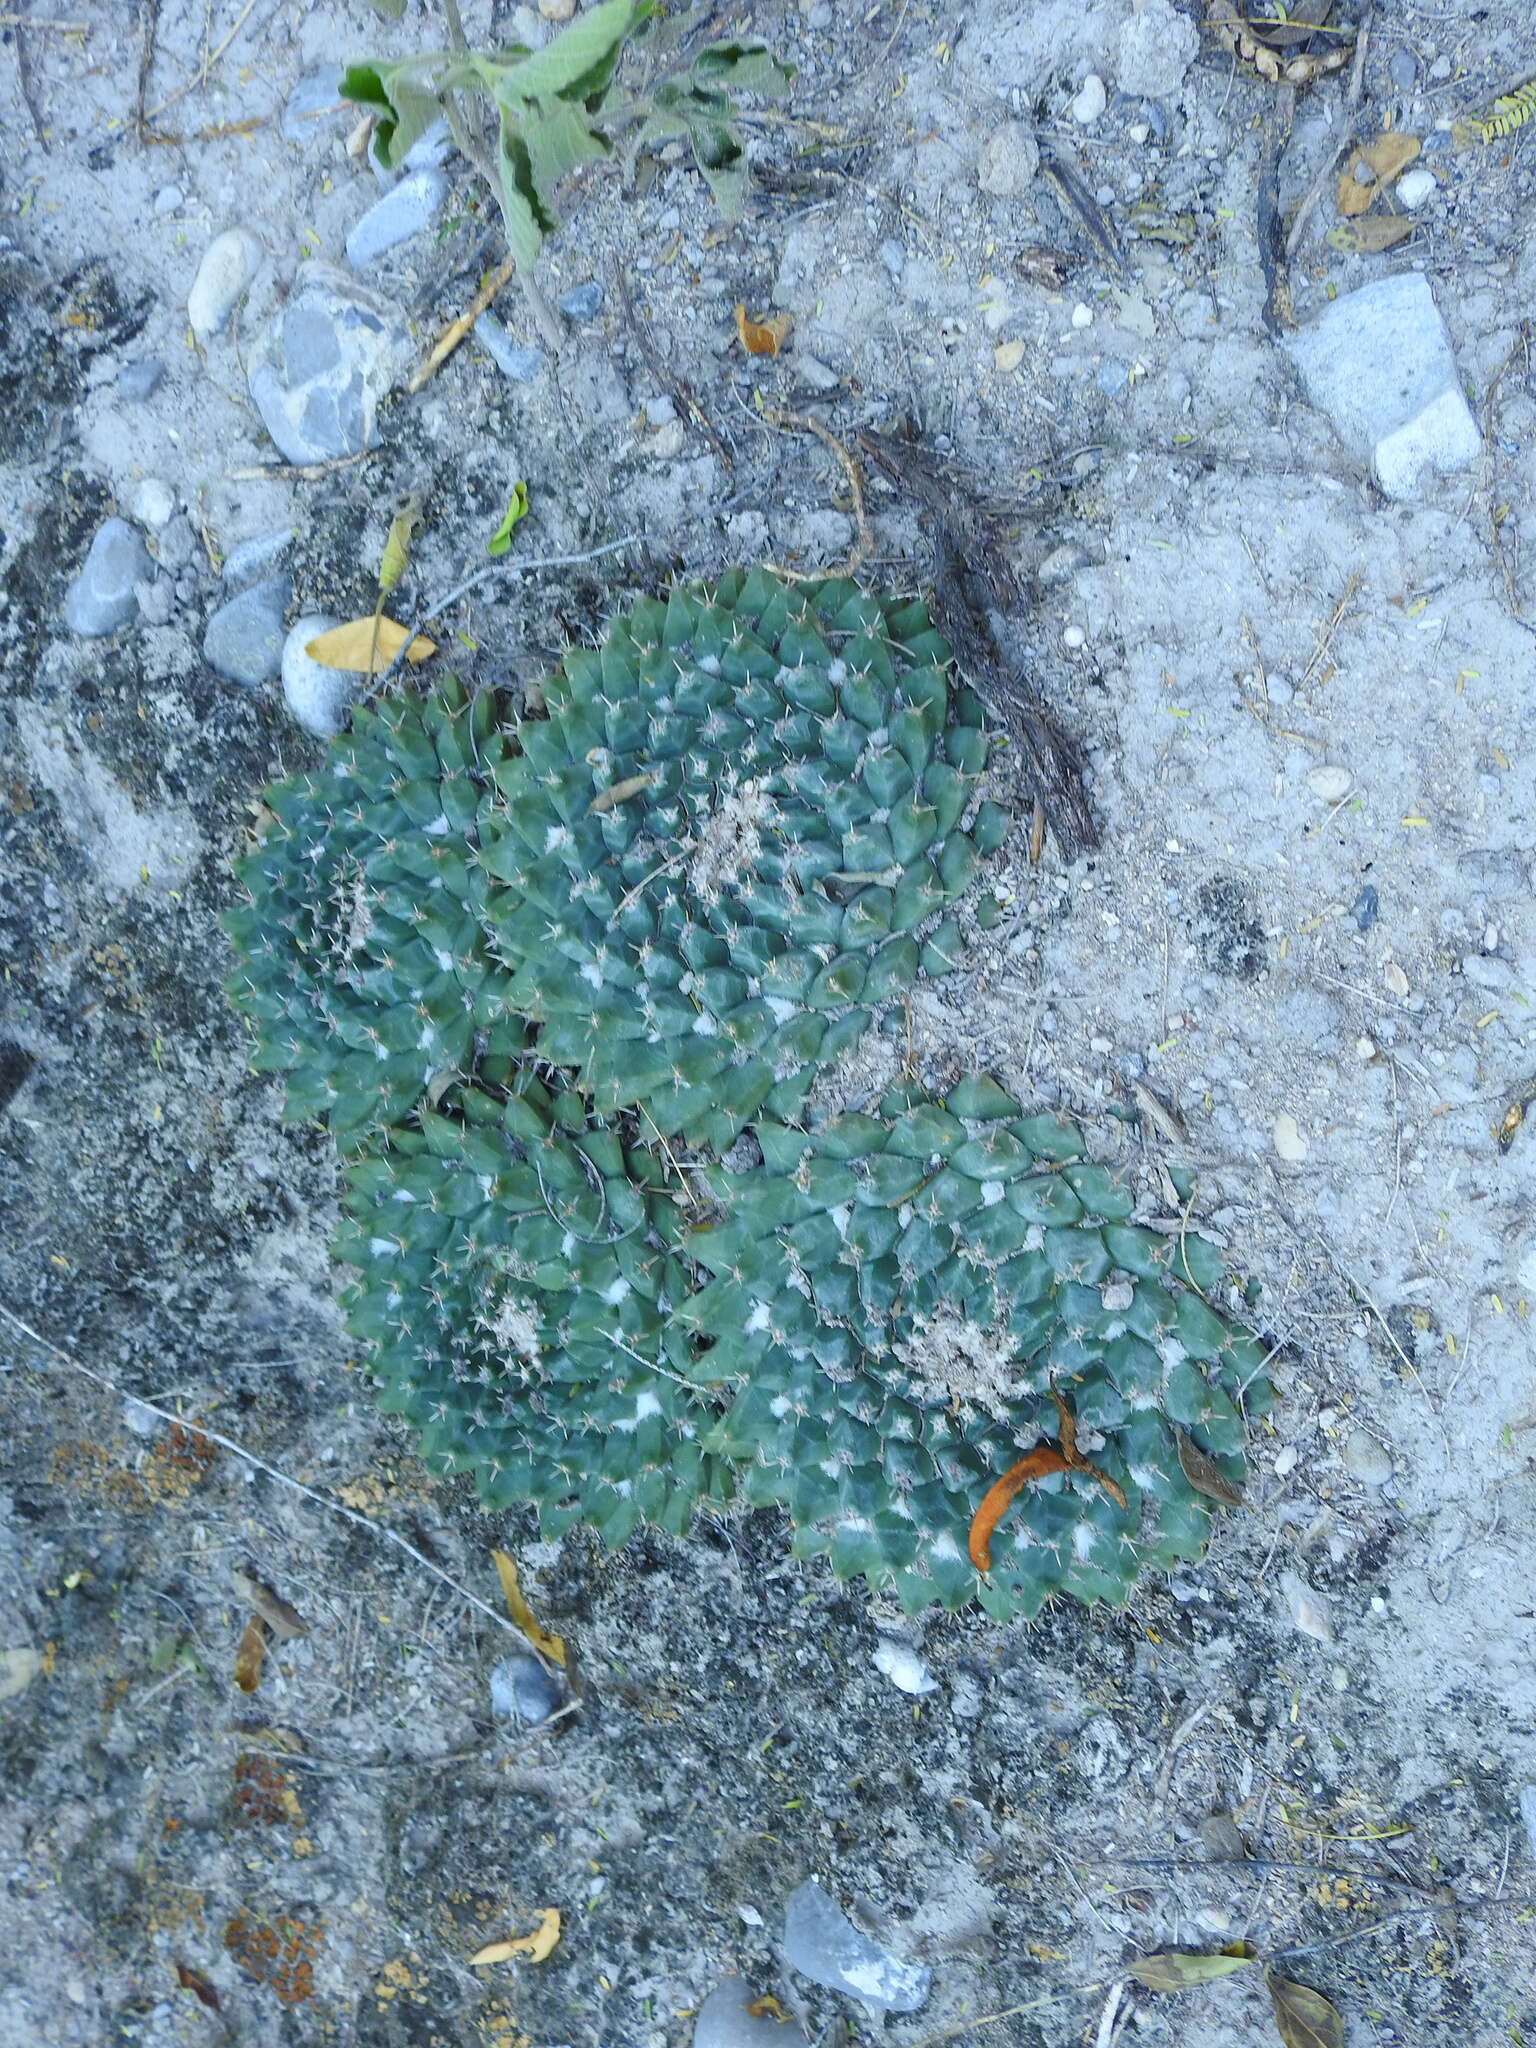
<box><xmin>0</xmin><ymin>1041</ymin><xmax>36</xmax><ymax>1113</ymax></box>
<box><xmin>558</xmin><ymin>280</ymin><xmax>604</xmax><ymax>323</ymax></box>
<box><xmin>1191</xmin><ymin>876</ymin><xmax>1266</xmax><ymax>981</ymax></box>
<box><xmin>1352</xmin><ymin>883</ymin><xmax>1380</xmax><ymax>931</ymax></box>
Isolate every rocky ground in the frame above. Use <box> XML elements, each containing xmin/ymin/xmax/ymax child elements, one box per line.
<box><xmin>2</xmin><ymin>1</ymin><xmax>1536</xmax><ymax>2044</ymax></box>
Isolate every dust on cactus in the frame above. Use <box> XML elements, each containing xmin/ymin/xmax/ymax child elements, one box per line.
<box><xmin>225</xmin><ymin>569</ymin><xmax>1273</xmax><ymax>1619</ymax></box>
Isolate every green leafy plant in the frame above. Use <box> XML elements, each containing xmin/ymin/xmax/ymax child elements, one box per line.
<box><xmin>342</xmin><ymin>0</ymin><xmax>793</xmax><ymax>276</ymax></box>
<box><xmin>225</xmin><ymin>570</ymin><xmax>1273</xmax><ymax>1617</ymax></box>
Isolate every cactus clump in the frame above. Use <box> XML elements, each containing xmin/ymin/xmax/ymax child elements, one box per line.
<box><xmin>226</xmin><ymin>570</ymin><xmax>1272</xmax><ymax>1618</ymax></box>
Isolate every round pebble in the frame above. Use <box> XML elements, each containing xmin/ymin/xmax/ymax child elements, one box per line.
<box><xmin>1343</xmin><ymin>1428</ymin><xmax>1393</xmax><ymax>1487</ymax></box>
<box><xmin>1307</xmin><ymin>763</ymin><xmax>1353</xmax><ymax>802</ymax></box>
<box><xmin>346</xmin><ymin>169</ymin><xmax>449</xmax><ymax>268</ymax></box>
<box><xmin>281</xmin><ymin>615</ymin><xmax>355</xmax><ymax>738</ymax></box>
<box><xmin>1396</xmin><ymin>166</ymin><xmax>1437</xmax><ymax>210</ymax></box>
<box><xmin>1071</xmin><ymin>72</ymin><xmax>1108</xmax><ymax>125</ymax></box>
<box><xmin>558</xmin><ymin>280</ymin><xmax>605</xmax><ymax>323</ymax></box>
<box><xmin>130</xmin><ymin>478</ymin><xmax>176</xmax><ymax>530</ymax></box>
<box><xmin>188</xmin><ymin>227</ymin><xmax>263</xmax><ymax>342</ymax></box>
<box><xmin>1388</xmin><ymin>48</ymin><xmax>1418</xmax><ymax>90</ymax></box>
<box><xmin>1062</xmin><ymin>624</ymin><xmax>1086</xmax><ymax>649</ymax></box>
<box><xmin>1070</xmin><ymin>301</ymin><xmax>1094</xmax><ymax>329</ymax></box>
<box><xmin>64</xmin><ymin>518</ymin><xmax>154</xmax><ymax>637</ymax></box>
<box><xmin>153</xmin><ymin>184</ymin><xmax>184</xmax><ymax>218</ymax></box>
<box><xmin>977</xmin><ymin>119</ymin><xmax>1040</xmax><ymax>198</ymax></box>
<box><xmin>1273</xmin><ymin>1111</ymin><xmax>1308</xmax><ymax>1162</ymax></box>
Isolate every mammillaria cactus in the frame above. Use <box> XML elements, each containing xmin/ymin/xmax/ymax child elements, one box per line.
<box><xmin>225</xmin><ymin>570</ymin><xmax>1272</xmax><ymax>1617</ymax></box>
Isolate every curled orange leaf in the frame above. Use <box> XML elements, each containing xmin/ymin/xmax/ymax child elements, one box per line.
<box><xmin>734</xmin><ymin>302</ymin><xmax>792</xmax><ymax>358</ymax></box>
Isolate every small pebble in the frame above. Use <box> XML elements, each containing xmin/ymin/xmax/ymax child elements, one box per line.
<box><xmin>1429</xmin><ymin>53</ymin><xmax>1452</xmax><ymax>81</ymax></box>
<box><xmin>644</xmin><ymin>393</ymin><xmax>677</xmax><ymax>427</ymax></box>
<box><xmin>1388</xmin><ymin>48</ymin><xmax>1418</xmax><ymax>91</ymax></box>
<box><xmin>1070</xmin><ymin>301</ymin><xmax>1093</xmax><ymax>329</ymax></box>
<box><xmin>156</xmin><ymin>515</ymin><xmax>197</xmax><ymax>572</ymax></box>
<box><xmin>204</xmin><ymin>574</ymin><xmax>291</xmax><ymax>688</ymax></box>
<box><xmin>1062</xmin><ymin>624</ymin><xmax>1086</xmax><ymax>649</ymax></box>
<box><xmin>879</xmin><ymin>237</ymin><xmax>906</xmax><ymax>279</ymax></box>
<box><xmin>558</xmin><ymin>280</ymin><xmax>605</xmax><ymax>323</ymax></box>
<box><xmin>64</xmin><ymin>517</ymin><xmax>153</xmax><ymax>637</ymax></box>
<box><xmin>489</xmin><ymin>1649</ymin><xmax>564</xmax><ymax>1727</ymax></box>
<box><xmin>1280</xmin><ymin>1569</ymin><xmax>1333</xmax><ymax>1643</ymax></box>
<box><xmin>1352</xmin><ymin>883</ymin><xmax>1379</xmax><ymax>931</ymax></box>
<box><xmin>1273</xmin><ymin>1444</ymin><xmax>1299</xmax><ymax>1479</ymax></box>
<box><xmin>1273</xmin><ymin>1111</ymin><xmax>1308</xmax><ymax>1162</ymax></box>
<box><xmin>1307</xmin><ymin>763</ymin><xmax>1353</xmax><ymax>802</ymax></box>
<box><xmin>1096</xmin><ymin>358</ymin><xmax>1129</xmax><ymax>396</ymax></box>
<box><xmin>795</xmin><ymin>353</ymin><xmax>839</xmax><ymax>392</ymax></box>
<box><xmin>153</xmin><ymin>184</ymin><xmax>184</xmax><ymax>218</ymax></box>
<box><xmin>872</xmin><ymin>1641</ymin><xmax>938</xmax><ymax>1695</ymax></box>
<box><xmin>650</xmin><ymin>418</ymin><xmax>687</xmax><ymax>460</ymax></box>
<box><xmin>1396</xmin><ymin>166</ymin><xmax>1436</xmax><ymax>210</ymax></box>
<box><xmin>1383</xmin><ymin>960</ymin><xmax>1410</xmax><ymax>998</ymax></box>
<box><xmin>188</xmin><ymin>226</ymin><xmax>263</xmax><ymax>342</ymax></box>
<box><xmin>1356</xmin><ymin>1035</ymin><xmax>1377</xmax><ymax>1060</ymax></box>
<box><xmin>475</xmin><ymin>312</ymin><xmax>545</xmax><ymax>384</ymax></box>
<box><xmin>1071</xmin><ymin>72</ymin><xmax>1108</xmax><ymax>126</ymax></box>
<box><xmin>538</xmin><ymin>0</ymin><xmax>575</xmax><ymax>17</ymax></box>
<box><xmin>1266</xmin><ymin>673</ymin><xmax>1293</xmax><ymax>704</ymax></box>
<box><xmin>346</xmin><ymin>168</ymin><xmax>449</xmax><ymax>267</ymax></box>
<box><xmin>1118</xmin><ymin>0</ymin><xmax>1200</xmax><ymax>97</ymax></box>
<box><xmin>694</xmin><ymin>1977</ymin><xmax>803</xmax><ymax>2048</ymax></box>
<box><xmin>116</xmin><ymin>357</ymin><xmax>165</xmax><ymax>401</ymax></box>
<box><xmin>130</xmin><ymin>478</ymin><xmax>176</xmax><ymax>531</ymax></box>
<box><xmin>1462</xmin><ymin>952</ymin><xmax>1513</xmax><ymax>992</ymax></box>
<box><xmin>1038</xmin><ymin>542</ymin><xmax>1089</xmax><ymax>586</ymax></box>
<box><xmin>282</xmin><ymin>614</ymin><xmax>355</xmax><ymax>737</ymax></box>
<box><xmin>135</xmin><ymin>575</ymin><xmax>175</xmax><ymax>627</ymax></box>
<box><xmin>222</xmin><ymin>526</ymin><xmax>294</xmax><ymax>587</ymax></box>
<box><xmin>1343</xmin><ymin>1429</ymin><xmax>1393</xmax><ymax>1487</ymax></box>
<box><xmin>977</xmin><ymin>119</ymin><xmax>1040</xmax><ymax>199</ymax></box>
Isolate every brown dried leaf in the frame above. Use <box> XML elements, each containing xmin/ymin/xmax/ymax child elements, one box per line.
<box><xmin>174</xmin><ymin>1961</ymin><xmax>222</xmax><ymax>2011</ymax></box>
<box><xmin>1267</xmin><ymin>1971</ymin><xmax>1345</xmax><ymax>2048</ymax></box>
<box><xmin>1335</xmin><ymin>135</ymin><xmax>1419</xmax><ymax>216</ymax></box>
<box><xmin>303</xmin><ymin>617</ymin><xmax>437</xmax><ymax>673</ymax></box>
<box><xmin>470</xmin><ymin>1908</ymin><xmax>562</xmax><ymax>1966</ymax></box>
<box><xmin>587</xmin><ymin>772</ymin><xmax>656</xmax><ymax>816</ymax></box>
<box><xmin>491</xmin><ymin>1549</ymin><xmax>567</xmax><ymax>1668</ymax></box>
<box><xmin>1129</xmin><ymin>1951</ymin><xmax>1254</xmax><ymax>1991</ymax></box>
<box><xmin>734</xmin><ymin>302</ymin><xmax>792</xmax><ymax>358</ymax></box>
<box><xmin>233</xmin><ymin>1616</ymin><xmax>269</xmax><ymax>1695</ymax></box>
<box><xmin>230</xmin><ymin>1566</ymin><xmax>310</xmax><ymax>1641</ymax></box>
<box><xmin>1326</xmin><ymin>216</ymin><xmax>1417</xmax><ymax>253</ymax></box>
<box><xmin>1176</xmin><ymin>1429</ymin><xmax>1246</xmax><ymax>1508</ymax></box>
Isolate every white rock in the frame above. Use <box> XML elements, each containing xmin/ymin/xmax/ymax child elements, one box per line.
<box><xmin>1396</xmin><ymin>166</ymin><xmax>1437</xmax><ymax>210</ymax></box>
<box><xmin>872</xmin><ymin>1641</ymin><xmax>939</xmax><ymax>1695</ymax></box>
<box><xmin>1070</xmin><ymin>301</ymin><xmax>1093</xmax><ymax>329</ymax></box>
<box><xmin>130</xmin><ymin>478</ymin><xmax>176</xmax><ymax>530</ymax></box>
<box><xmin>1071</xmin><ymin>72</ymin><xmax>1108</xmax><ymax>125</ymax></box>
<box><xmin>1284</xmin><ymin>272</ymin><xmax>1480</xmax><ymax>499</ymax></box>
<box><xmin>1118</xmin><ymin>0</ymin><xmax>1199</xmax><ymax>98</ymax></box>
<box><xmin>346</xmin><ymin>168</ymin><xmax>449</xmax><ymax>267</ymax></box>
<box><xmin>1307</xmin><ymin>763</ymin><xmax>1353</xmax><ymax>802</ymax></box>
<box><xmin>1273</xmin><ymin>1112</ymin><xmax>1308</xmax><ymax>1162</ymax></box>
<box><xmin>1280</xmin><ymin>1569</ymin><xmax>1333</xmax><ymax>1642</ymax></box>
<box><xmin>977</xmin><ymin>120</ymin><xmax>1040</xmax><ymax>198</ymax></box>
<box><xmin>282</xmin><ymin>615</ymin><xmax>355</xmax><ymax>738</ymax></box>
<box><xmin>188</xmin><ymin>227</ymin><xmax>263</xmax><ymax>342</ymax></box>
<box><xmin>650</xmin><ymin>418</ymin><xmax>687</xmax><ymax>460</ymax></box>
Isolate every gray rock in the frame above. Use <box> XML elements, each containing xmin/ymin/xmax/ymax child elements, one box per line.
<box><xmin>153</xmin><ymin>184</ymin><xmax>185</xmax><ymax>218</ymax></box>
<box><xmin>117</xmin><ymin>357</ymin><xmax>165</xmax><ymax>400</ymax></box>
<box><xmin>1118</xmin><ymin>0</ymin><xmax>1199</xmax><ymax>98</ymax></box>
<box><xmin>795</xmin><ymin>353</ymin><xmax>839</xmax><ymax>393</ymax></box>
<box><xmin>64</xmin><ymin>518</ymin><xmax>153</xmax><ymax>637</ymax></box>
<box><xmin>879</xmin><ymin>237</ymin><xmax>905</xmax><ymax>279</ymax></box>
<box><xmin>1462</xmin><ymin>953</ymin><xmax>1513</xmax><ymax>992</ymax></box>
<box><xmin>156</xmin><ymin>516</ymin><xmax>198</xmax><ymax>573</ymax></box>
<box><xmin>188</xmin><ymin>227</ymin><xmax>263</xmax><ymax>342</ymax></box>
<box><xmin>1519</xmin><ymin>1785</ymin><xmax>1536</xmax><ymax>1862</ymax></box>
<box><xmin>489</xmin><ymin>1651</ymin><xmax>564</xmax><ymax>1728</ymax></box>
<box><xmin>475</xmin><ymin>313</ymin><xmax>545</xmax><ymax>384</ymax></box>
<box><xmin>1388</xmin><ymin>48</ymin><xmax>1418</xmax><ymax>91</ymax></box>
<box><xmin>1342</xmin><ymin>1428</ymin><xmax>1393</xmax><ymax>1487</ymax></box>
<box><xmin>135</xmin><ymin>576</ymin><xmax>175</xmax><ymax>627</ymax></box>
<box><xmin>694</xmin><ymin>1977</ymin><xmax>804</xmax><ymax>2047</ymax></box>
<box><xmin>403</xmin><ymin>117</ymin><xmax>453</xmax><ymax>171</ymax></box>
<box><xmin>977</xmin><ymin>119</ymin><xmax>1040</xmax><ymax>199</ymax></box>
<box><xmin>282</xmin><ymin>615</ymin><xmax>354</xmax><ymax>737</ymax></box>
<box><xmin>782</xmin><ymin>1879</ymin><xmax>931</xmax><ymax>2013</ymax></box>
<box><xmin>247</xmin><ymin>265</ymin><xmax>411</xmax><ymax>464</ymax></box>
<box><xmin>1096</xmin><ymin>358</ymin><xmax>1129</xmax><ymax>396</ymax></box>
<box><xmin>346</xmin><ymin>168</ymin><xmax>450</xmax><ymax>268</ymax></box>
<box><xmin>222</xmin><ymin>527</ymin><xmax>294</xmax><ymax>587</ymax></box>
<box><xmin>282</xmin><ymin>67</ymin><xmax>345</xmax><ymax>143</ymax></box>
<box><xmin>558</xmin><ymin>280</ymin><xmax>604</xmax><ymax>323</ymax></box>
<box><xmin>1284</xmin><ymin>273</ymin><xmax>1481</xmax><ymax>498</ymax></box>
<box><xmin>130</xmin><ymin>478</ymin><xmax>176</xmax><ymax>530</ymax></box>
<box><xmin>204</xmin><ymin>575</ymin><xmax>291</xmax><ymax>687</ymax></box>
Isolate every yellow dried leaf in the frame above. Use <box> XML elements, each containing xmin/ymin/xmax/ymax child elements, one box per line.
<box><xmin>491</xmin><ymin>1549</ymin><xmax>567</xmax><ymax>1668</ymax></box>
<box><xmin>993</xmin><ymin>339</ymin><xmax>1025</xmax><ymax>372</ymax></box>
<box><xmin>1335</xmin><ymin>133</ymin><xmax>1420</xmax><ymax>214</ymax></box>
<box><xmin>734</xmin><ymin>302</ymin><xmax>792</xmax><ymax>358</ymax></box>
<box><xmin>233</xmin><ymin>1616</ymin><xmax>269</xmax><ymax>1695</ymax></box>
<box><xmin>1267</xmin><ymin>1970</ymin><xmax>1345</xmax><ymax>2048</ymax></box>
<box><xmin>303</xmin><ymin>617</ymin><xmax>438</xmax><ymax>673</ymax></box>
<box><xmin>587</xmin><ymin>772</ymin><xmax>656</xmax><ymax>816</ymax></box>
<box><xmin>1129</xmin><ymin>1951</ymin><xmax>1253</xmax><ymax>1991</ymax></box>
<box><xmin>1175</xmin><ymin>1429</ymin><xmax>1246</xmax><ymax>1509</ymax></box>
<box><xmin>470</xmin><ymin>1909</ymin><xmax>561</xmax><ymax>1966</ymax></box>
<box><xmin>1326</xmin><ymin>216</ymin><xmax>1416</xmax><ymax>253</ymax></box>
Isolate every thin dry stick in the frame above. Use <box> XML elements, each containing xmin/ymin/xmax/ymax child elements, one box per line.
<box><xmin>0</xmin><ymin>11</ymin><xmax>91</xmax><ymax>25</ymax></box>
<box><xmin>0</xmin><ymin>1300</ymin><xmax>527</xmax><ymax>1645</ymax></box>
<box><xmin>1297</xmin><ymin>567</ymin><xmax>1361</xmax><ymax>690</ymax></box>
<box><xmin>761</xmin><ymin>407</ymin><xmax>871</xmax><ymax>578</ymax></box>
<box><xmin>408</xmin><ymin>251</ymin><xmax>517</xmax><ymax>393</ymax></box>
<box><xmin>228</xmin><ymin>450</ymin><xmax>376</xmax><ymax>482</ymax></box>
<box><xmin>1285</xmin><ymin>4</ymin><xmax>1373</xmax><ymax>260</ymax></box>
<box><xmin>144</xmin><ymin>0</ymin><xmax>256</xmax><ymax>119</ymax></box>
<box><xmin>904</xmin><ymin>1977</ymin><xmax>1117</xmax><ymax>2048</ymax></box>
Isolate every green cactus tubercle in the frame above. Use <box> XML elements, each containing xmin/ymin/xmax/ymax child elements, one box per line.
<box><xmin>224</xmin><ymin>570</ymin><xmax>1271</xmax><ymax>1616</ymax></box>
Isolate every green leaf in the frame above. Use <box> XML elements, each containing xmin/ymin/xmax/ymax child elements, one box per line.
<box><xmin>487</xmin><ymin>480</ymin><xmax>530</xmax><ymax>558</ymax></box>
<box><xmin>687</xmin><ymin>116</ymin><xmax>747</xmax><ymax>217</ymax></box>
<box><xmin>691</xmin><ymin>40</ymin><xmax>795</xmax><ymax>99</ymax></box>
<box><xmin>495</xmin><ymin>116</ymin><xmax>553</xmax><ymax>271</ymax></box>
<box><xmin>521</xmin><ymin>96</ymin><xmax>611</xmax><ymax>199</ymax></box>
<box><xmin>494</xmin><ymin>0</ymin><xmax>640</xmax><ymax>106</ymax></box>
<box><xmin>1128</xmin><ymin>1952</ymin><xmax>1253</xmax><ymax>1992</ymax></box>
<box><xmin>341</xmin><ymin>57</ymin><xmax>446</xmax><ymax>169</ymax></box>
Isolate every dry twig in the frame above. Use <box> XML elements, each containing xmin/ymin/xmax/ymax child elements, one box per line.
<box><xmin>408</xmin><ymin>252</ymin><xmax>517</xmax><ymax>393</ymax></box>
<box><xmin>761</xmin><ymin>406</ymin><xmax>870</xmax><ymax>577</ymax></box>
